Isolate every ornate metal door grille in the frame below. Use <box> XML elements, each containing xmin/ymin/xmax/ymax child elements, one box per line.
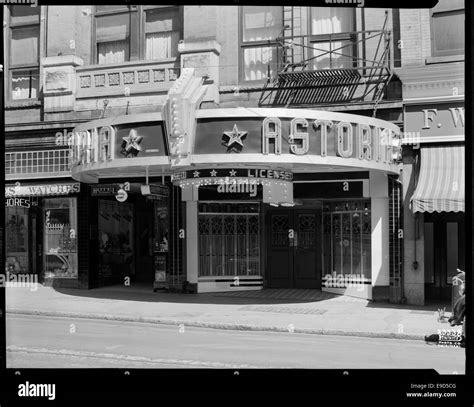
<box><xmin>198</xmin><ymin>204</ymin><xmax>260</xmax><ymax>277</ymax></box>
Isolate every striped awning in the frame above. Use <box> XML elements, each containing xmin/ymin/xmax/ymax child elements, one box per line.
<box><xmin>411</xmin><ymin>145</ymin><xmax>464</xmax><ymax>213</ymax></box>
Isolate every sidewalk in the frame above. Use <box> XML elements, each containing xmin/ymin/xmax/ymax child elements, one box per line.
<box><xmin>5</xmin><ymin>283</ymin><xmax>457</xmax><ymax>340</ymax></box>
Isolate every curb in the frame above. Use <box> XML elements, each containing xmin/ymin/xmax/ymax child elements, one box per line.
<box><xmin>6</xmin><ymin>309</ymin><xmax>426</xmax><ymax>341</ymax></box>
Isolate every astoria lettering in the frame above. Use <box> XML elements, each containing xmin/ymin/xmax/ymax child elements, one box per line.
<box><xmin>262</xmin><ymin>117</ymin><xmax>400</xmax><ymax>163</ymax></box>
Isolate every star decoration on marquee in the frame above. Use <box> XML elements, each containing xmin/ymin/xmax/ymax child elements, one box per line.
<box><xmin>229</xmin><ymin>169</ymin><xmax>237</xmax><ymax>176</ymax></box>
<box><xmin>210</xmin><ymin>170</ymin><xmax>217</xmax><ymax>177</ymax></box>
<box><xmin>223</xmin><ymin>124</ymin><xmax>247</xmax><ymax>153</ymax></box>
<box><xmin>193</xmin><ymin>171</ymin><xmax>200</xmax><ymax>178</ymax></box>
<box><xmin>121</xmin><ymin>129</ymin><xmax>143</xmax><ymax>158</ymax></box>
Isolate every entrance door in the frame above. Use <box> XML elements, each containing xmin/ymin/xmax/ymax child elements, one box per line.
<box><xmin>266</xmin><ymin>209</ymin><xmax>321</xmax><ymax>288</ymax></box>
<box><xmin>135</xmin><ymin>199</ymin><xmax>154</xmax><ymax>283</ymax></box>
<box><xmin>424</xmin><ymin>213</ymin><xmax>465</xmax><ymax>302</ymax></box>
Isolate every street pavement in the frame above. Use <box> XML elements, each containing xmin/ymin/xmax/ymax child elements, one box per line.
<box><xmin>4</xmin><ymin>283</ymin><xmax>460</xmax><ymax>341</ymax></box>
<box><xmin>6</xmin><ymin>314</ymin><xmax>465</xmax><ymax>373</ymax></box>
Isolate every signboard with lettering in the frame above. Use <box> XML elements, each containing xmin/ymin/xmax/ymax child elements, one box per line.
<box><xmin>91</xmin><ymin>182</ymin><xmax>130</xmax><ymax>196</ymax></box>
<box><xmin>5</xmin><ymin>198</ymin><xmax>31</xmax><ymax>208</ymax></box>
<box><xmin>70</xmin><ymin>122</ymin><xmax>167</xmax><ymax>167</ymax></box>
<box><xmin>404</xmin><ymin>103</ymin><xmax>464</xmax><ymax>144</ymax></box>
<box><xmin>141</xmin><ymin>184</ymin><xmax>170</xmax><ymax>198</ymax></box>
<box><xmin>171</xmin><ymin>168</ymin><xmax>294</xmax><ymax>182</ymax></box>
<box><xmin>5</xmin><ymin>183</ymin><xmax>80</xmax><ymax>197</ymax></box>
<box><xmin>194</xmin><ymin>115</ymin><xmax>401</xmax><ymax>164</ymax></box>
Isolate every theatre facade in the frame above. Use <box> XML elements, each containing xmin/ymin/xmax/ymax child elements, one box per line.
<box><xmin>70</xmin><ymin>69</ymin><xmax>402</xmax><ymax>300</ymax></box>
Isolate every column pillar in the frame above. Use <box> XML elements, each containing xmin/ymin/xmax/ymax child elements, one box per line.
<box><xmin>402</xmin><ymin>148</ymin><xmax>425</xmax><ymax>305</ymax></box>
<box><xmin>41</xmin><ymin>55</ymin><xmax>83</xmax><ymax>113</ymax></box>
<box><xmin>370</xmin><ymin>171</ymin><xmax>390</xmax><ymax>301</ymax></box>
<box><xmin>182</xmin><ymin>185</ymin><xmax>199</xmax><ymax>290</ymax></box>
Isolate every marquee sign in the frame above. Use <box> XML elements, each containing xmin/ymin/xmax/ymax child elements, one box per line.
<box><xmin>70</xmin><ymin>122</ymin><xmax>166</xmax><ymax>166</ymax></box>
<box><xmin>172</xmin><ymin>168</ymin><xmax>293</xmax><ymax>206</ymax></box>
<box><xmin>194</xmin><ymin>115</ymin><xmax>401</xmax><ymax>163</ymax></box>
<box><xmin>171</xmin><ymin>168</ymin><xmax>293</xmax><ymax>182</ymax></box>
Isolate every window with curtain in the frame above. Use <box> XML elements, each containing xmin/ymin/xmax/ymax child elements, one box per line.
<box><xmin>8</xmin><ymin>6</ymin><xmax>40</xmax><ymax>101</ymax></box>
<box><xmin>95</xmin><ymin>6</ymin><xmax>181</xmax><ymax>65</ymax></box>
<box><xmin>96</xmin><ymin>12</ymin><xmax>130</xmax><ymax>64</ymax></box>
<box><xmin>145</xmin><ymin>8</ymin><xmax>180</xmax><ymax>60</ymax></box>
<box><xmin>430</xmin><ymin>0</ymin><xmax>464</xmax><ymax>57</ymax></box>
<box><xmin>241</xmin><ymin>6</ymin><xmax>282</xmax><ymax>81</ymax></box>
<box><xmin>310</xmin><ymin>7</ymin><xmax>354</xmax><ymax>70</ymax></box>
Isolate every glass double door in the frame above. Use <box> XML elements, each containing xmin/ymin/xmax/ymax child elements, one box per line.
<box><xmin>266</xmin><ymin>209</ymin><xmax>321</xmax><ymax>288</ymax></box>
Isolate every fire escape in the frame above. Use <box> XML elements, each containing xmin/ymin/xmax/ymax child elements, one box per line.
<box><xmin>259</xmin><ymin>9</ymin><xmax>394</xmax><ymax>113</ymax></box>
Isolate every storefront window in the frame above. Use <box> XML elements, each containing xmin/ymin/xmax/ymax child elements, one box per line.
<box><xmin>5</xmin><ymin>207</ymin><xmax>29</xmax><ymax>273</ymax></box>
<box><xmin>43</xmin><ymin>198</ymin><xmax>78</xmax><ymax>278</ymax></box>
<box><xmin>198</xmin><ymin>203</ymin><xmax>260</xmax><ymax>277</ymax></box>
<box><xmin>98</xmin><ymin>200</ymin><xmax>134</xmax><ymax>281</ymax></box>
<box><xmin>322</xmin><ymin>200</ymin><xmax>371</xmax><ymax>281</ymax></box>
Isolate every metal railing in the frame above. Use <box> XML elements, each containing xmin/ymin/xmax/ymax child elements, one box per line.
<box><xmin>275</xmin><ymin>28</ymin><xmax>392</xmax><ymax>75</ymax></box>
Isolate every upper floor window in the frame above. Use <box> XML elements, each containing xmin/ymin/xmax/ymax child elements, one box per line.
<box><xmin>8</xmin><ymin>6</ymin><xmax>40</xmax><ymax>101</ymax></box>
<box><xmin>430</xmin><ymin>0</ymin><xmax>464</xmax><ymax>57</ymax></box>
<box><xmin>96</xmin><ymin>9</ymin><xmax>130</xmax><ymax>64</ymax></box>
<box><xmin>144</xmin><ymin>8</ymin><xmax>180</xmax><ymax>60</ymax></box>
<box><xmin>240</xmin><ymin>6</ymin><xmax>283</xmax><ymax>82</ymax></box>
<box><xmin>310</xmin><ymin>7</ymin><xmax>355</xmax><ymax>70</ymax></box>
<box><xmin>94</xmin><ymin>6</ymin><xmax>181</xmax><ymax>65</ymax></box>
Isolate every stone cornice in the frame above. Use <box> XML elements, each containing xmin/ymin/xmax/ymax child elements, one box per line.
<box><xmin>394</xmin><ymin>62</ymin><xmax>464</xmax><ymax>101</ymax></box>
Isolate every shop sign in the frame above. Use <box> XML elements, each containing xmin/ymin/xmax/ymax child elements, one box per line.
<box><xmin>5</xmin><ymin>183</ymin><xmax>80</xmax><ymax>197</ymax></box>
<box><xmin>141</xmin><ymin>184</ymin><xmax>169</xmax><ymax>198</ymax></box>
<box><xmin>115</xmin><ymin>189</ymin><xmax>128</xmax><ymax>203</ymax></box>
<box><xmin>404</xmin><ymin>103</ymin><xmax>464</xmax><ymax>144</ymax></box>
<box><xmin>91</xmin><ymin>182</ymin><xmax>130</xmax><ymax>196</ymax></box>
<box><xmin>5</xmin><ymin>198</ymin><xmax>31</xmax><ymax>208</ymax></box>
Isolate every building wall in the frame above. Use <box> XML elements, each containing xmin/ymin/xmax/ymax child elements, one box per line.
<box><xmin>397</xmin><ymin>1</ymin><xmax>465</xmax><ymax>305</ymax></box>
<box><xmin>4</xmin><ymin>5</ymin><xmax>411</xmax><ymax>294</ymax></box>
<box><xmin>399</xmin><ymin>9</ymin><xmax>431</xmax><ymax>66</ymax></box>
<box><xmin>46</xmin><ymin>6</ymin><xmax>92</xmax><ymax>64</ymax></box>
<box><xmin>216</xmin><ymin>6</ymin><xmax>239</xmax><ymax>88</ymax></box>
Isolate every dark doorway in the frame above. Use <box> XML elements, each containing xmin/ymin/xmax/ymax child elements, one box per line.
<box><xmin>134</xmin><ymin>198</ymin><xmax>154</xmax><ymax>283</ymax></box>
<box><xmin>424</xmin><ymin>213</ymin><xmax>465</xmax><ymax>302</ymax></box>
<box><xmin>266</xmin><ymin>208</ymin><xmax>322</xmax><ymax>288</ymax></box>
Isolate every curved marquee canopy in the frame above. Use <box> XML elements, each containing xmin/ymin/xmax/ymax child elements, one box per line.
<box><xmin>70</xmin><ymin>108</ymin><xmax>402</xmax><ymax>184</ymax></box>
